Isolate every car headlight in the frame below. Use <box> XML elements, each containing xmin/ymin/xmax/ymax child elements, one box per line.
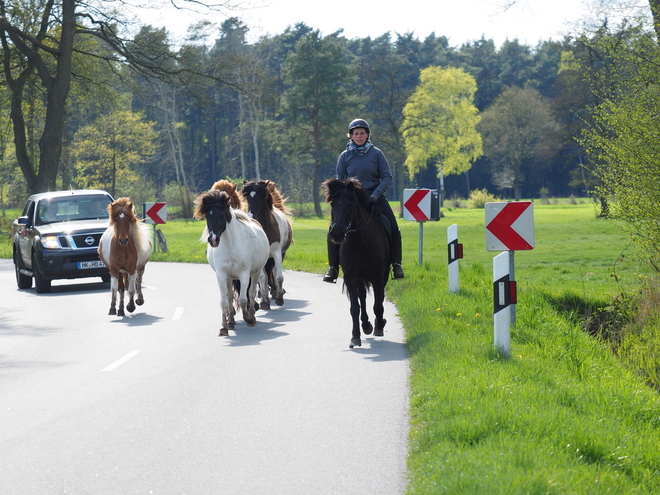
<box><xmin>40</xmin><ymin>236</ymin><xmax>61</xmax><ymax>249</ymax></box>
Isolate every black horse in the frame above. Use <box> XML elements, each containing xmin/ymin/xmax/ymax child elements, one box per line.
<box><xmin>323</xmin><ymin>178</ymin><xmax>390</xmax><ymax>348</ymax></box>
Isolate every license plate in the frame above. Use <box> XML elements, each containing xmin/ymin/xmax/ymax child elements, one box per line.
<box><xmin>78</xmin><ymin>260</ymin><xmax>105</xmax><ymax>269</ymax></box>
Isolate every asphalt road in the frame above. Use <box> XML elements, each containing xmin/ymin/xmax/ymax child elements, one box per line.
<box><xmin>0</xmin><ymin>259</ymin><xmax>409</xmax><ymax>494</ymax></box>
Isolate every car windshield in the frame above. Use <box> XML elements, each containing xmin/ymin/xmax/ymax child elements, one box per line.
<box><xmin>36</xmin><ymin>195</ymin><xmax>112</xmax><ymax>225</ymax></box>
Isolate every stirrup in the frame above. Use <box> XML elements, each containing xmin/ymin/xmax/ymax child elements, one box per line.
<box><xmin>323</xmin><ymin>266</ymin><xmax>339</xmax><ymax>283</ymax></box>
<box><xmin>392</xmin><ymin>263</ymin><xmax>404</xmax><ymax>279</ymax></box>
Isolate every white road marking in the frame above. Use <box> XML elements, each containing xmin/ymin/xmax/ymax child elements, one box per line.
<box><xmin>172</xmin><ymin>307</ymin><xmax>184</xmax><ymax>320</ymax></box>
<box><xmin>101</xmin><ymin>350</ymin><xmax>142</xmax><ymax>371</ymax></box>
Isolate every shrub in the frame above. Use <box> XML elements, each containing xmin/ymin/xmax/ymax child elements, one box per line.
<box><xmin>468</xmin><ymin>188</ymin><xmax>498</xmax><ymax>208</ymax></box>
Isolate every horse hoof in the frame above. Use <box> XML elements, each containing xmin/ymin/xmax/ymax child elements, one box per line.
<box><xmin>227</xmin><ymin>322</ymin><xmax>235</xmax><ymax>330</ymax></box>
<box><xmin>275</xmin><ymin>297</ymin><xmax>284</xmax><ymax>306</ymax></box>
<box><xmin>117</xmin><ymin>309</ymin><xmax>125</xmax><ymax>317</ymax></box>
<box><xmin>362</xmin><ymin>322</ymin><xmax>373</xmax><ymax>335</ymax></box>
<box><xmin>349</xmin><ymin>337</ymin><xmax>362</xmax><ymax>348</ymax></box>
<box><xmin>374</xmin><ymin>329</ymin><xmax>384</xmax><ymax>337</ymax></box>
<box><xmin>260</xmin><ymin>301</ymin><xmax>271</xmax><ymax>311</ymax></box>
<box><xmin>219</xmin><ymin>328</ymin><xmax>229</xmax><ymax>337</ymax></box>
<box><xmin>127</xmin><ymin>303</ymin><xmax>135</xmax><ymax>313</ymax></box>
<box><xmin>136</xmin><ymin>297</ymin><xmax>144</xmax><ymax>306</ymax></box>
<box><xmin>108</xmin><ymin>309</ymin><xmax>116</xmax><ymax>316</ymax></box>
<box><xmin>247</xmin><ymin>320</ymin><xmax>257</xmax><ymax>328</ymax></box>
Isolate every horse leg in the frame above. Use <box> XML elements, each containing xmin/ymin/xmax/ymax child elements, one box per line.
<box><xmin>348</xmin><ymin>285</ymin><xmax>362</xmax><ymax>348</ymax></box>
<box><xmin>126</xmin><ymin>272</ymin><xmax>137</xmax><ymax>313</ymax></box>
<box><xmin>225</xmin><ymin>278</ymin><xmax>236</xmax><ymax>331</ymax></box>
<box><xmin>218</xmin><ymin>275</ymin><xmax>231</xmax><ymax>336</ymax></box>
<box><xmin>239</xmin><ymin>274</ymin><xmax>256</xmax><ymax>327</ymax></box>
<box><xmin>273</xmin><ymin>251</ymin><xmax>285</xmax><ymax>306</ymax></box>
<box><xmin>135</xmin><ymin>266</ymin><xmax>145</xmax><ymax>306</ymax></box>
<box><xmin>117</xmin><ymin>272</ymin><xmax>126</xmax><ymax>317</ymax></box>
<box><xmin>108</xmin><ymin>276</ymin><xmax>118</xmax><ymax>315</ymax></box>
<box><xmin>358</xmin><ymin>283</ymin><xmax>373</xmax><ymax>335</ymax></box>
<box><xmin>373</xmin><ymin>282</ymin><xmax>387</xmax><ymax>337</ymax></box>
<box><xmin>247</xmin><ymin>273</ymin><xmax>261</xmax><ymax>325</ymax></box>
<box><xmin>259</xmin><ymin>266</ymin><xmax>271</xmax><ymax>310</ymax></box>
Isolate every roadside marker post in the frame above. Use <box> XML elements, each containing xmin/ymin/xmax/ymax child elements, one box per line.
<box><xmin>493</xmin><ymin>251</ymin><xmax>517</xmax><ymax>356</ymax></box>
<box><xmin>143</xmin><ymin>202</ymin><xmax>167</xmax><ymax>254</ymax></box>
<box><xmin>447</xmin><ymin>224</ymin><xmax>463</xmax><ymax>294</ymax></box>
<box><xmin>485</xmin><ymin>201</ymin><xmax>534</xmax><ymax>355</ymax></box>
<box><xmin>402</xmin><ymin>189</ymin><xmax>440</xmax><ymax>266</ymax></box>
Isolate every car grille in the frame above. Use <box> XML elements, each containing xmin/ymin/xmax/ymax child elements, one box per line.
<box><xmin>59</xmin><ymin>232</ymin><xmax>104</xmax><ymax>249</ymax></box>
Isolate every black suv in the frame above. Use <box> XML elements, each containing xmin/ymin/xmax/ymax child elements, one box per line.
<box><xmin>11</xmin><ymin>189</ymin><xmax>114</xmax><ymax>293</ymax></box>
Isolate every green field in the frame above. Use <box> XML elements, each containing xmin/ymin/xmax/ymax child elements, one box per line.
<box><xmin>2</xmin><ymin>201</ymin><xmax>660</xmax><ymax>493</ymax></box>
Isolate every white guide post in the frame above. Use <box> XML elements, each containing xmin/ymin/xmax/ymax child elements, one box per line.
<box><xmin>447</xmin><ymin>224</ymin><xmax>462</xmax><ymax>293</ymax></box>
<box><xmin>493</xmin><ymin>251</ymin><xmax>516</xmax><ymax>357</ymax></box>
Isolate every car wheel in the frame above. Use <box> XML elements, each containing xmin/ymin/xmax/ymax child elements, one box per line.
<box><xmin>32</xmin><ymin>255</ymin><xmax>52</xmax><ymax>294</ymax></box>
<box><xmin>14</xmin><ymin>251</ymin><xmax>32</xmax><ymax>290</ymax></box>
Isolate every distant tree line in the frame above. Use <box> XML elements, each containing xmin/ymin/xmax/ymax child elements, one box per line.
<box><xmin>0</xmin><ymin>1</ymin><xmax>658</xmax><ymax>231</ymax></box>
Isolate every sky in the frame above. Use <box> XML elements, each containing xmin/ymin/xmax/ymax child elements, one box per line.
<box><xmin>135</xmin><ymin>0</ymin><xmax>594</xmax><ymax>48</ymax></box>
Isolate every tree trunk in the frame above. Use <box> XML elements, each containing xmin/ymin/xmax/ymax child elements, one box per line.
<box><xmin>649</xmin><ymin>0</ymin><xmax>660</xmax><ymax>40</ymax></box>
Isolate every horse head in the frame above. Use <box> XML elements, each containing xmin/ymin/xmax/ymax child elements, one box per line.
<box><xmin>323</xmin><ymin>178</ymin><xmax>365</xmax><ymax>244</ymax></box>
<box><xmin>109</xmin><ymin>197</ymin><xmax>137</xmax><ymax>246</ymax></box>
<box><xmin>241</xmin><ymin>180</ymin><xmax>273</xmax><ymax>218</ymax></box>
<box><xmin>211</xmin><ymin>179</ymin><xmax>243</xmax><ymax>210</ymax></box>
<box><xmin>194</xmin><ymin>189</ymin><xmax>232</xmax><ymax>248</ymax></box>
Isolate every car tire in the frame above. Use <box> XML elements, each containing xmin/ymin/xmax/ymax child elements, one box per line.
<box><xmin>32</xmin><ymin>255</ymin><xmax>52</xmax><ymax>294</ymax></box>
<box><xmin>14</xmin><ymin>251</ymin><xmax>32</xmax><ymax>290</ymax></box>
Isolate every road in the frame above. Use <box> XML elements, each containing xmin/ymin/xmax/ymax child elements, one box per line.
<box><xmin>0</xmin><ymin>260</ymin><xmax>409</xmax><ymax>494</ymax></box>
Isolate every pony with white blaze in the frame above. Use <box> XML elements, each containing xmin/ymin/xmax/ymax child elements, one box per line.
<box><xmin>194</xmin><ymin>189</ymin><xmax>270</xmax><ymax>336</ymax></box>
<box><xmin>98</xmin><ymin>197</ymin><xmax>152</xmax><ymax>316</ymax></box>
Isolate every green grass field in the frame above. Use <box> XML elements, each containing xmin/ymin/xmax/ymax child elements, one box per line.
<box><xmin>2</xmin><ymin>201</ymin><xmax>659</xmax><ymax>493</ymax></box>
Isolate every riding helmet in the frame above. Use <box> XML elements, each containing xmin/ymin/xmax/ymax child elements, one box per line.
<box><xmin>348</xmin><ymin>118</ymin><xmax>370</xmax><ymax>133</ymax></box>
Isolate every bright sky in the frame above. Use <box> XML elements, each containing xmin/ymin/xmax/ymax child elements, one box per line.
<box><xmin>137</xmin><ymin>0</ymin><xmax>594</xmax><ymax>47</ymax></box>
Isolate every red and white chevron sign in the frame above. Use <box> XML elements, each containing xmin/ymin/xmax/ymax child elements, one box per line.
<box><xmin>403</xmin><ymin>189</ymin><xmax>432</xmax><ymax>221</ymax></box>
<box><xmin>485</xmin><ymin>201</ymin><xmax>534</xmax><ymax>251</ymax></box>
<box><xmin>144</xmin><ymin>202</ymin><xmax>167</xmax><ymax>225</ymax></box>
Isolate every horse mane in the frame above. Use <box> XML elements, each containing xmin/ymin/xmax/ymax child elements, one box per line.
<box><xmin>108</xmin><ymin>197</ymin><xmax>136</xmax><ymax>226</ymax></box>
<box><xmin>323</xmin><ymin>178</ymin><xmax>370</xmax><ymax>208</ymax></box>
<box><xmin>194</xmin><ymin>189</ymin><xmax>231</xmax><ymax>220</ymax></box>
<box><xmin>211</xmin><ymin>179</ymin><xmax>244</xmax><ymax>210</ymax></box>
<box><xmin>266</xmin><ymin>181</ymin><xmax>291</xmax><ymax>215</ymax></box>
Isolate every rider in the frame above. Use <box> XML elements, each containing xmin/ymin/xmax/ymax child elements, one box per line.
<box><xmin>323</xmin><ymin>118</ymin><xmax>404</xmax><ymax>283</ymax></box>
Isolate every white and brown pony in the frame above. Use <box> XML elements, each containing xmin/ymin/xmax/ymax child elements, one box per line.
<box><xmin>98</xmin><ymin>197</ymin><xmax>152</xmax><ymax>316</ymax></box>
<box><xmin>194</xmin><ymin>189</ymin><xmax>270</xmax><ymax>336</ymax></box>
<box><xmin>241</xmin><ymin>180</ymin><xmax>293</xmax><ymax>309</ymax></box>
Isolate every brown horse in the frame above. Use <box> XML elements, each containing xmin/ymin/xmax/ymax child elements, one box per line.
<box><xmin>241</xmin><ymin>180</ymin><xmax>293</xmax><ymax>309</ymax></box>
<box><xmin>98</xmin><ymin>198</ymin><xmax>152</xmax><ymax>316</ymax></box>
<box><xmin>323</xmin><ymin>178</ymin><xmax>389</xmax><ymax>348</ymax></box>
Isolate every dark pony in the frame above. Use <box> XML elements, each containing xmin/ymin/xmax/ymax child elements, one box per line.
<box><xmin>241</xmin><ymin>180</ymin><xmax>293</xmax><ymax>309</ymax></box>
<box><xmin>323</xmin><ymin>178</ymin><xmax>389</xmax><ymax>348</ymax></box>
<box><xmin>98</xmin><ymin>197</ymin><xmax>152</xmax><ymax>316</ymax></box>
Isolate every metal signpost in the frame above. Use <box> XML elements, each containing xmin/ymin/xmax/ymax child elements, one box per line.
<box><xmin>402</xmin><ymin>189</ymin><xmax>440</xmax><ymax>266</ymax></box>
<box><xmin>485</xmin><ymin>201</ymin><xmax>534</xmax><ymax>356</ymax></box>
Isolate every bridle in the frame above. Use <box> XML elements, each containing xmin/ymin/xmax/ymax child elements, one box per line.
<box><xmin>329</xmin><ymin>195</ymin><xmax>376</xmax><ymax>235</ymax></box>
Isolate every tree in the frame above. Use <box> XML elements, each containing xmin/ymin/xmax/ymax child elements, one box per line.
<box><xmin>478</xmin><ymin>86</ymin><xmax>561</xmax><ymax>200</ymax></box>
<box><xmin>0</xmin><ymin>0</ymin><xmax>232</xmax><ymax>194</ymax></box>
<box><xmin>72</xmin><ymin>109</ymin><xmax>157</xmax><ymax>200</ymax></box>
<box><xmin>280</xmin><ymin>30</ymin><xmax>353</xmax><ymax>216</ymax></box>
<box><xmin>401</xmin><ymin>66</ymin><xmax>483</xmax><ymax>200</ymax></box>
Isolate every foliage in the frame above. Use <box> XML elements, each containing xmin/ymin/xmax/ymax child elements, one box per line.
<box><xmin>72</xmin><ymin>109</ymin><xmax>158</xmax><ymax>199</ymax></box>
<box><xmin>402</xmin><ymin>66</ymin><xmax>482</xmax><ymax>181</ymax></box>
<box><xmin>478</xmin><ymin>86</ymin><xmax>562</xmax><ymax>200</ymax></box>
<box><xmin>468</xmin><ymin>188</ymin><xmax>499</xmax><ymax>208</ymax></box>
<box><xmin>581</xmin><ymin>28</ymin><xmax>660</xmax><ymax>271</ymax></box>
